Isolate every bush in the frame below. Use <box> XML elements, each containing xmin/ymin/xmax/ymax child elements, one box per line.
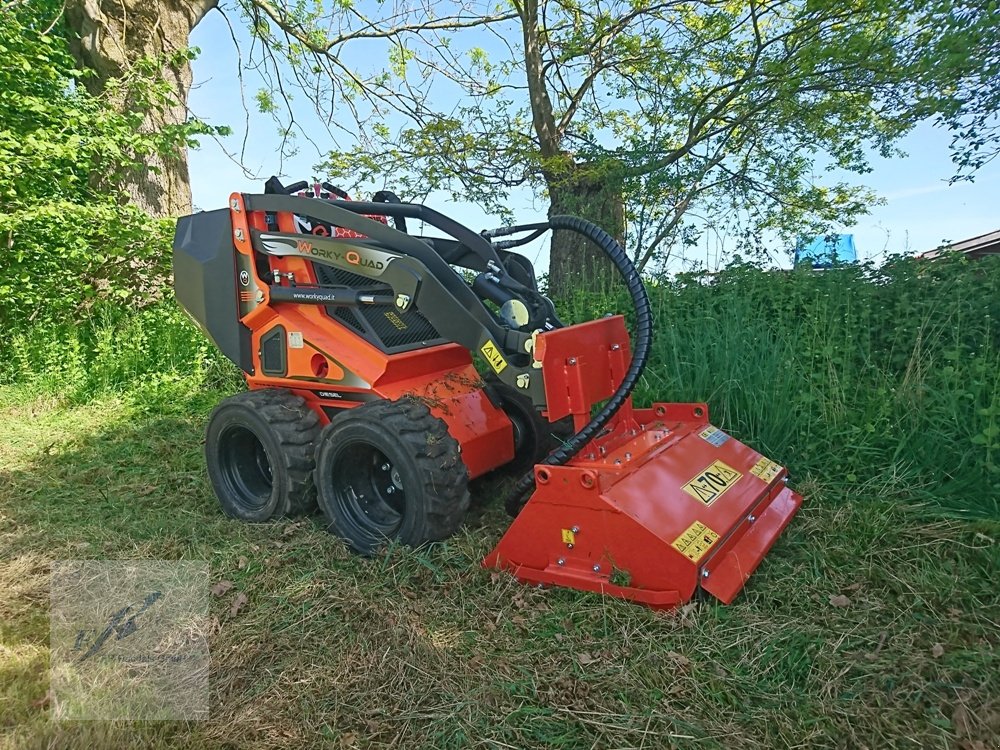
<box><xmin>0</xmin><ymin>2</ymin><xmax>218</xmax><ymax>327</ymax></box>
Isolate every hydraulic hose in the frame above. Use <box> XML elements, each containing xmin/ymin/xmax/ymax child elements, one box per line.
<box><xmin>507</xmin><ymin>215</ymin><xmax>653</xmax><ymax>513</ymax></box>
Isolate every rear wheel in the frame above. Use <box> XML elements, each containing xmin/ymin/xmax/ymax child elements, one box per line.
<box><xmin>205</xmin><ymin>389</ymin><xmax>321</xmax><ymax>521</ymax></box>
<box><xmin>314</xmin><ymin>398</ymin><xmax>470</xmax><ymax>555</ymax></box>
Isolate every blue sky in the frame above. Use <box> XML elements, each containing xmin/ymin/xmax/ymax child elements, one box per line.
<box><xmin>187</xmin><ymin>9</ymin><xmax>999</xmax><ymax>273</ymax></box>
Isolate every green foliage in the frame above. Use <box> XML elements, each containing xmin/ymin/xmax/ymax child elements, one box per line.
<box><xmin>9</xmin><ymin>254</ymin><xmax>998</xmax><ymax>520</ymax></box>
<box><xmin>1</xmin><ymin>300</ymin><xmax>242</xmax><ymax>407</ymax></box>
<box><xmin>560</xmin><ymin>254</ymin><xmax>1000</xmax><ymax>519</ymax></box>
<box><xmin>265</xmin><ymin>0</ymin><xmax>1000</xmax><ymax>273</ymax></box>
<box><xmin>0</xmin><ymin>203</ymin><xmax>174</xmax><ymax>324</ymax></box>
<box><xmin>0</xmin><ymin>2</ymin><xmax>219</xmax><ymax>326</ymax></box>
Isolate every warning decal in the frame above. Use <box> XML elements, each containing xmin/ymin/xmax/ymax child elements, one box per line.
<box><xmin>480</xmin><ymin>339</ymin><xmax>508</xmax><ymax>374</ymax></box>
<box><xmin>682</xmin><ymin>460</ymin><xmax>743</xmax><ymax>506</ymax></box>
<box><xmin>698</xmin><ymin>426</ymin><xmax>730</xmax><ymax>447</ymax></box>
<box><xmin>561</xmin><ymin>529</ymin><xmax>576</xmax><ymax>545</ymax></box>
<box><xmin>671</xmin><ymin>521</ymin><xmax>720</xmax><ymax>562</ymax></box>
<box><xmin>749</xmin><ymin>457</ymin><xmax>783</xmax><ymax>483</ymax></box>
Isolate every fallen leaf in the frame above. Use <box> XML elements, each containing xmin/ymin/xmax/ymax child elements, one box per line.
<box><xmin>843</xmin><ymin>582</ymin><xmax>862</xmax><ymax>592</ymax></box>
<box><xmin>952</xmin><ymin>703</ymin><xmax>971</xmax><ymax>738</ymax></box>
<box><xmin>32</xmin><ymin>690</ymin><xmax>52</xmax><ymax>709</ymax></box>
<box><xmin>577</xmin><ymin>652</ymin><xmax>597</xmax><ymax>665</ymax></box>
<box><xmin>865</xmin><ymin>631</ymin><xmax>888</xmax><ymax>661</ymax></box>
<box><xmin>211</xmin><ymin>580</ymin><xmax>233</xmax><ymax>597</ymax></box>
<box><xmin>931</xmin><ymin>642</ymin><xmax>945</xmax><ymax>658</ymax></box>
<box><xmin>829</xmin><ymin>594</ymin><xmax>851</xmax><ymax>608</ymax></box>
<box><xmin>666</xmin><ymin>650</ymin><xmax>690</xmax><ymax>668</ymax></box>
<box><xmin>237</xmin><ymin>556</ymin><xmax>249</xmax><ymax>570</ymax></box>
<box><xmin>230</xmin><ymin>591</ymin><xmax>249</xmax><ymax>617</ymax></box>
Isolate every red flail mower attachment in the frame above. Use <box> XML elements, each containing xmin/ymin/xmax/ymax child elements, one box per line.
<box><xmin>483</xmin><ymin>315</ymin><xmax>802</xmax><ymax>608</ymax></box>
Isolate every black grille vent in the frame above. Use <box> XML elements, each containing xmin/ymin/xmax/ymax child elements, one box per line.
<box><xmin>311</xmin><ymin>261</ymin><xmax>442</xmax><ymax>350</ymax></box>
<box><xmin>334</xmin><ymin>306</ymin><xmax>366</xmax><ymax>334</ymax></box>
<box><xmin>314</xmin><ymin>263</ymin><xmax>381</xmax><ymax>290</ymax></box>
<box><xmin>360</xmin><ymin>306</ymin><xmax>440</xmax><ymax>349</ymax></box>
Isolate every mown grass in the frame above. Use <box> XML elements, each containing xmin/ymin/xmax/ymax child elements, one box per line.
<box><xmin>1</xmin><ymin>388</ymin><xmax>998</xmax><ymax>749</ymax></box>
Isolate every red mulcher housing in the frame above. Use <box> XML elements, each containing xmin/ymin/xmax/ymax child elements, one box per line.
<box><xmin>173</xmin><ymin>178</ymin><xmax>802</xmax><ymax>608</ymax></box>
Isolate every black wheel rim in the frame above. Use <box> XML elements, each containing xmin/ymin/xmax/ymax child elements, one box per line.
<box><xmin>218</xmin><ymin>424</ymin><xmax>273</xmax><ymax>511</ymax></box>
<box><xmin>328</xmin><ymin>442</ymin><xmax>406</xmax><ymax>545</ymax></box>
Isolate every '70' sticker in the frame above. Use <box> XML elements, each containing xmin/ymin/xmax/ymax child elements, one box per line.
<box><xmin>682</xmin><ymin>460</ymin><xmax>743</xmax><ymax>506</ymax></box>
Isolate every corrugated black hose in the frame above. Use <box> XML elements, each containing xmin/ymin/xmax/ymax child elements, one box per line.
<box><xmin>506</xmin><ymin>215</ymin><xmax>653</xmax><ymax>514</ymax></box>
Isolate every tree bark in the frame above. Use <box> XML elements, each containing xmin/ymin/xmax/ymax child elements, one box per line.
<box><xmin>65</xmin><ymin>0</ymin><xmax>217</xmax><ymax>217</ymax></box>
<box><xmin>546</xmin><ymin>163</ymin><xmax>625</xmax><ymax>299</ymax></box>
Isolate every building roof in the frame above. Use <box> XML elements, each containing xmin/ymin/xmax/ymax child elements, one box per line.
<box><xmin>917</xmin><ymin>229</ymin><xmax>1000</xmax><ymax>260</ymax></box>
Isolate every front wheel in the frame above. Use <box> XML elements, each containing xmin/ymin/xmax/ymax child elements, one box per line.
<box><xmin>314</xmin><ymin>398</ymin><xmax>470</xmax><ymax>555</ymax></box>
<box><xmin>205</xmin><ymin>389</ymin><xmax>321</xmax><ymax>521</ymax></box>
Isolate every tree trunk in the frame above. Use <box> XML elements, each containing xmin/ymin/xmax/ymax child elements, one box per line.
<box><xmin>65</xmin><ymin>0</ymin><xmax>217</xmax><ymax>217</ymax></box>
<box><xmin>546</xmin><ymin>163</ymin><xmax>625</xmax><ymax>299</ymax></box>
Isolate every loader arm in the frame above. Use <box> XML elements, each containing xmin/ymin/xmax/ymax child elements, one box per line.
<box><xmin>241</xmin><ymin>193</ymin><xmax>548</xmax><ymax>403</ymax></box>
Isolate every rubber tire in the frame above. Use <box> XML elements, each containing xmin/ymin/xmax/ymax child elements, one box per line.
<box><xmin>487</xmin><ymin>379</ymin><xmax>573</xmax><ymax>477</ymax></box>
<box><xmin>314</xmin><ymin>397</ymin><xmax>470</xmax><ymax>555</ymax></box>
<box><xmin>205</xmin><ymin>389</ymin><xmax>321</xmax><ymax>521</ymax></box>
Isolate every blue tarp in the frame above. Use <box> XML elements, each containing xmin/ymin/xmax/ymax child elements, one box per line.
<box><xmin>794</xmin><ymin>234</ymin><xmax>857</xmax><ymax>268</ymax></box>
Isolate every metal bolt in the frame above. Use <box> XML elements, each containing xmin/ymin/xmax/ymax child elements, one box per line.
<box><xmin>557</xmin><ymin>558</ymin><xmax>565</xmax><ymax>566</ymax></box>
<box><xmin>230</xmin><ymin>198</ymin><xmax>240</xmax><ymax>212</ymax></box>
<box><xmin>592</xmin><ymin>565</ymin><xmax>601</xmax><ymax>573</ymax></box>
<box><xmin>611</xmin><ymin>344</ymin><xmax>620</xmax><ymax>351</ymax></box>
<box><xmin>599</xmin><ymin>446</ymin><xmax>607</xmax><ymax>456</ymax></box>
<box><xmin>567</xmin><ymin>357</ymin><xmax>577</xmax><ymax>365</ymax></box>
<box><xmin>386</xmin><ymin>486</ymin><xmax>395</xmax><ymax>494</ymax></box>
<box><xmin>395</xmin><ymin>293</ymin><xmax>411</xmax><ymax>309</ymax></box>
<box><xmin>614</xmin><ymin>459</ymin><xmax>621</xmax><ymax>465</ymax></box>
<box><xmin>571</xmin><ymin>526</ymin><xmax>580</xmax><ymax>534</ymax></box>
<box><xmin>567</xmin><ymin>543</ymin><xmax>574</xmax><ymax>549</ymax></box>
<box><xmin>748</xmin><ymin>514</ymin><xmax>757</xmax><ymax>523</ymax></box>
<box><xmin>625</xmin><ymin>452</ymin><xmax>632</xmax><ymax>460</ymax></box>
<box><xmin>702</xmin><ymin>569</ymin><xmax>710</xmax><ymax>578</ymax></box>
<box><xmin>234</xmin><ymin>228</ymin><xmax>245</xmax><ymax>242</ymax></box>
<box><xmin>586</xmin><ymin>453</ymin><xmax>595</xmax><ymax>460</ymax></box>
<box><xmin>381</xmin><ymin>463</ymin><xmax>390</xmax><ymax>471</ymax></box>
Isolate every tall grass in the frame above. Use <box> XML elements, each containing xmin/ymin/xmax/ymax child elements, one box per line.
<box><xmin>563</xmin><ymin>254</ymin><xmax>1000</xmax><ymax>518</ymax></box>
<box><xmin>1</xmin><ymin>303</ymin><xmax>242</xmax><ymax>411</ymax></box>
<box><xmin>4</xmin><ymin>254</ymin><xmax>998</xmax><ymax>518</ymax></box>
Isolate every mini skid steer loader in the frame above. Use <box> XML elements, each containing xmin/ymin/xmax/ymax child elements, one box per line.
<box><xmin>172</xmin><ymin>178</ymin><xmax>802</xmax><ymax>608</ymax></box>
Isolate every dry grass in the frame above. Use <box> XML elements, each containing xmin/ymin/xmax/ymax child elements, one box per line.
<box><xmin>1</xmin><ymin>389</ymin><xmax>998</xmax><ymax>749</ymax></box>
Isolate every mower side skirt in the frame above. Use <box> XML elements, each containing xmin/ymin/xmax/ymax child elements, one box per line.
<box><xmin>699</xmin><ymin>485</ymin><xmax>801</xmax><ymax>604</ymax></box>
